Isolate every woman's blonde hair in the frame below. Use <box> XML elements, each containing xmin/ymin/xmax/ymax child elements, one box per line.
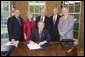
<box><xmin>27</xmin><ymin>12</ymin><xmax>33</xmax><ymax>16</ymax></box>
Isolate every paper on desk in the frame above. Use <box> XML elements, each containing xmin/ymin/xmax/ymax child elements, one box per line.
<box><xmin>5</xmin><ymin>41</ymin><xmax>19</xmax><ymax>47</ymax></box>
<box><xmin>5</xmin><ymin>41</ymin><xmax>15</xmax><ymax>46</ymax></box>
<box><xmin>27</xmin><ymin>42</ymin><xmax>41</xmax><ymax>50</ymax></box>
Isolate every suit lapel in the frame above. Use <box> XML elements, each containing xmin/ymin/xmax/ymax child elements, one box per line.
<box><xmin>52</xmin><ymin>16</ymin><xmax>54</xmax><ymax>25</ymax></box>
<box><xmin>14</xmin><ymin>17</ymin><xmax>20</xmax><ymax>27</ymax></box>
<box><xmin>19</xmin><ymin>18</ymin><xmax>23</xmax><ymax>27</ymax></box>
<box><xmin>41</xmin><ymin>29</ymin><xmax>44</xmax><ymax>38</ymax></box>
<box><xmin>39</xmin><ymin>16</ymin><xmax>41</xmax><ymax>21</ymax></box>
<box><xmin>55</xmin><ymin>15</ymin><xmax>58</xmax><ymax>25</ymax></box>
<box><xmin>44</xmin><ymin>16</ymin><xmax>46</xmax><ymax>22</ymax></box>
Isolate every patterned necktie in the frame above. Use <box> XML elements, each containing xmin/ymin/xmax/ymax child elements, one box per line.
<box><xmin>17</xmin><ymin>17</ymin><xmax>21</xmax><ymax>26</ymax></box>
<box><xmin>38</xmin><ymin>30</ymin><xmax>42</xmax><ymax>43</ymax></box>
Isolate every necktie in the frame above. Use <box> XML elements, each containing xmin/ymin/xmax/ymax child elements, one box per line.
<box><xmin>38</xmin><ymin>30</ymin><xmax>42</xmax><ymax>43</ymax></box>
<box><xmin>53</xmin><ymin>16</ymin><xmax>56</xmax><ymax>25</ymax></box>
<box><xmin>17</xmin><ymin>17</ymin><xmax>21</xmax><ymax>26</ymax></box>
<box><xmin>62</xmin><ymin>16</ymin><xmax>66</xmax><ymax>25</ymax></box>
<box><xmin>40</xmin><ymin>16</ymin><xmax>43</xmax><ymax>21</ymax></box>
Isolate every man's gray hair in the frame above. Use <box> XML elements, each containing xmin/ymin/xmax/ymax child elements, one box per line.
<box><xmin>38</xmin><ymin>21</ymin><xmax>45</xmax><ymax>25</ymax></box>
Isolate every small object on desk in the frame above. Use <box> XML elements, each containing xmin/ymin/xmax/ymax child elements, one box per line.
<box><xmin>71</xmin><ymin>46</ymin><xmax>77</xmax><ymax>56</ymax></box>
<box><xmin>67</xmin><ymin>45</ymin><xmax>78</xmax><ymax>56</ymax></box>
<box><xmin>38</xmin><ymin>41</ymin><xmax>47</xmax><ymax>46</ymax></box>
<box><xmin>40</xmin><ymin>43</ymin><xmax>51</xmax><ymax>49</ymax></box>
<box><xmin>60</xmin><ymin>39</ymin><xmax>74</xmax><ymax>47</ymax></box>
<box><xmin>67</xmin><ymin>49</ymin><xmax>72</xmax><ymax>53</ymax></box>
<box><xmin>1</xmin><ymin>45</ymin><xmax>15</xmax><ymax>56</ymax></box>
<box><xmin>14</xmin><ymin>41</ymin><xmax>19</xmax><ymax>47</ymax></box>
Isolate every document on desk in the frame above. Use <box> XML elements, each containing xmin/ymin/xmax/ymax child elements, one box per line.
<box><xmin>5</xmin><ymin>42</ymin><xmax>15</xmax><ymax>46</ymax></box>
<box><xmin>27</xmin><ymin>43</ymin><xmax>41</xmax><ymax>50</ymax></box>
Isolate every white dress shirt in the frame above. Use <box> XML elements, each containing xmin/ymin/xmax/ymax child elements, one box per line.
<box><xmin>53</xmin><ymin>15</ymin><xmax>57</xmax><ymax>24</ymax></box>
<box><xmin>40</xmin><ymin>16</ymin><xmax>45</xmax><ymax>22</ymax></box>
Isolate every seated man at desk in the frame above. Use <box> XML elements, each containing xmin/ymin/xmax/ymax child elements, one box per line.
<box><xmin>30</xmin><ymin>21</ymin><xmax>51</xmax><ymax>46</ymax></box>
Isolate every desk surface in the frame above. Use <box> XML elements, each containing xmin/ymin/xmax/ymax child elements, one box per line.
<box><xmin>9</xmin><ymin>42</ymin><xmax>83</xmax><ymax>56</ymax></box>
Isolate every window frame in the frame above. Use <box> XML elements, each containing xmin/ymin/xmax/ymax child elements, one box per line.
<box><xmin>1</xmin><ymin>1</ymin><xmax>10</xmax><ymax>39</ymax></box>
<box><xmin>28</xmin><ymin>1</ymin><xmax>46</xmax><ymax>20</ymax></box>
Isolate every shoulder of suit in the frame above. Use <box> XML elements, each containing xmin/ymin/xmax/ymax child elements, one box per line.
<box><xmin>33</xmin><ymin>28</ymin><xmax>38</xmax><ymax>32</ymax></box>
<box><xmin>8</xmin><ymin>16</ymin><xmax>15</xmax><ymax>21</ymax></box>
<box><xmin>58</xmin><ymin>15</ymin><xmax>61</xmax><ymax>17</ymax></box>
<box><xmin>8</xmin><ymin>16</ymin><xmax>14</xmax><ymax>19</ymax></box>
<box><xmin>18</xmin><ymin>16</ymin><xmax>23</xmax><ymax>20</ymax></box>
<box><xmin>43</xmin><ymin>28</ymin><xmax>48</xmax><ymax>32</ymax></box>
<box><xmin>36</xmin><ymin>16</ymin><xmax>40</xmax><ymax>18</ymax></box>
<box><xmin>58</xmin><ymin>15</ymin><xmax>62</xmax><ymax>19</ymax></box>
<box><xmin>45</xmin><ymin>16</ymin><xmax>49</xmax><ymax>18</ymax></box>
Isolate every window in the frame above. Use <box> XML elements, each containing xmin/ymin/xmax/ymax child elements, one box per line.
<box><xmin>29</xmin><ymin>1</ymin><xmax>45</xmax><ymax>20</ymax></box>
<box><xmin>61</xmin><ymin>1</ymin><xmax>81</xmax><ymax>39</ymax></box>
<box><xmin>1</xmin><ymin>1</ymin><xmax>10</xmax><ymax>39</ymax></box>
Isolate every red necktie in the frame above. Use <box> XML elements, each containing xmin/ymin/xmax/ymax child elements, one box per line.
<box><xmin>38</xmin><ymin>30</ymin><xmax>42</xmax><ymax>43</ymax></box>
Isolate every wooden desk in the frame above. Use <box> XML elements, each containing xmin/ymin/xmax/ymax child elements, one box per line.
<box><xmin>9</xmin><ymin>42</ymin><xmax>83</xmax><ymax>56</ymax></box>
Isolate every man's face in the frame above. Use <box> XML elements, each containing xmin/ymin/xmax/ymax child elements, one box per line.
<box><xmin>38</xmin><ymin>22</ymin><xmax>44</xmax><ymax>30</ymax></box>
<box><xmin>14</xmin><ymin>10</ymin><xmax>20</xmax><ymax>17</ymax></box>
<box><xmin>27</xmin><ymin>13</ymin><xmax>33</xmax><ymax>20</ymax></box>
<box><xmin>40</xmin><ymin>9</ymin><xmax>46</xmax><ymax>16</ymax></box>
<box><xmin>62</xmin><ymin>7</ymin><xmax>68</xmax><ymax>15</ymax></box>
<box><xmin>53</xmin><ymin>8</ymin><xmax>58</xmax><ymax>15</ymax></box>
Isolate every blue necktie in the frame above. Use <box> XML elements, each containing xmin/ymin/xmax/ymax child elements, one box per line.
<box><xmin>17</xmin><ymin>17</ymin><xmax>21</xmax><ymax>26</ymax></box>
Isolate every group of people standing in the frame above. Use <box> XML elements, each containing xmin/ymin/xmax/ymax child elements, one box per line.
<box><xmin>7</xmin><ymin>7</ymin><xmax>74</xmax><ymax>47</ymax></box>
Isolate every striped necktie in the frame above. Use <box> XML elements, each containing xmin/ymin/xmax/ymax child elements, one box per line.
<box><xmin>38</xmin><ymin>30</ymin><xmax>42</xmax><ymax>43</ymax></box>
<box><xmin>17</xmin><ymin>17</ymin><xmax>21</xmax><ymax>26</ymax></box>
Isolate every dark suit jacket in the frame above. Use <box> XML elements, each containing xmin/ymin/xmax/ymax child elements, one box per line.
<box><xmin>7</xmin><ymin>16</ymin><xmax>24</xmax><ymax>41</ymax></box>
<box><xmin>49</xmin><ymin>15</ymin><xmax>61</xmax><ymax>41</ymax></box>
<box><xmin>31</xmin><ymin>28</ymin><xmax>51</xmax><ymax>43</ymax></box>
<box><xmin>35</xmin><ymin>16</ymin><xmax>49</xmax><ymax>30</ymax></box>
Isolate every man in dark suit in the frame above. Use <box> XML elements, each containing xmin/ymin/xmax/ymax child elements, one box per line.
<box><xmin>7</xmin><ymin>9</ymin><xmax>24</xmax><ymax>44</ymax></box>
<box><xmin>30</xmin><ymin>21</ymin><xmax>51</xmax><ymax>46</ymax></box>
<box><xmin>35</xmin><ymin>8</ymin><xmax>49</xmax><ymax>30</ymax></box>
<box><xmin>49</xmin><ymin>7</ymin><xmax>61</xmax><ymax>41</ymax></box>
